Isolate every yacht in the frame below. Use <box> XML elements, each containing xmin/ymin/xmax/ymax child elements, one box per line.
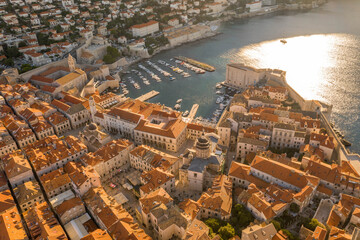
<box><xmin>216</xmin><ymin>96</ymin><xmax>224</xmax><ymax>104</ymax></box>
<box><xmin>182</xmin><ymin>72</ymin><xmax>191</xmax><ymax>78</ymax></box>
<box><xmin>176</xmin><ymin>99</ymin><xmax>183</xmax><ymax>103</ymax></box>
<box><xmin>133</xmin><ymin>82</ymin><xmax>140</xmax><ymax>89</ymax></box>
<box><xmin>174</xmin><ymin>104</ymin><xmax>181</xmax><ymax>110</ymax></box>
<box><xmin>183</xmin><ymin>110</ymin><xmax>189</xmax><ymax>117</ymax></box>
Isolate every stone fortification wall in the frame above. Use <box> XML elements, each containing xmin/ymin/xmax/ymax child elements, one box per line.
<box><xmin>96</xmin><ymin>79</ymin><xmax>119</xmax><ymax>93</ymax></box>
<box><xmin>105</xmin><ymin>57</ymin><xmax>128</xmax><ymax>70</ymax></box>
<box><xmin>266</xmin><ymin>71</ymin><xmax>318</xmax><ymax>112</ymax></box>
<box><xmin>20</xmin><ymin>58</ymin><xmax>69</xmax><ymax>82</ymax></box>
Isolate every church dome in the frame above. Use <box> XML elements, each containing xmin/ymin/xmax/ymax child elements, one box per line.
<box><xmin>196</xmin><ymin>136</ymin><xmax>210</xmax><ymax>150</ymax></box>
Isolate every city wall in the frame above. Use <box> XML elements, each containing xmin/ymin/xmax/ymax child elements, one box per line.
<box><xmin>20</xmin><ymin>58</ymin><xmax>69</xmax><ymax>82</ymax></box>
<box><xmin>265</xmin><ymin>71</ymin><xmax>319</xmax><ymax>112</ymax></box>
<box><xmin>76</xmin><ymin>37</ymin><xmax>110</xmax><ymax>64</ymax></box>
<box><xmin>105</xmin><ymin>57</ymin><xmax>128</xmax><ymax>70</ymax></box>
<box><xmin>266</xmin><ymin>69</ymin><xmax>360</xmax><ymax>163</ymax></box>
<box><xmin>96</xmin><ymin>79</ymin><xmax>119</xmax><ymax>93</ymax></box>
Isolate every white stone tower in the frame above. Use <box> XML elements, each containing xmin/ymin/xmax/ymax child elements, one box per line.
<box><xmin>89</xmin><ymin>96</ymin><xmax>96</xmax><ymax>122</ymax></box>
<box><xmin>68</xmin><ymin>54</ymin><xmax>76</xmax><ymax>72</ymax></box>
<box><xmin>195</xmin><ymin>134</ymin><xmax>211</xmax><ymax>159</ymax></box>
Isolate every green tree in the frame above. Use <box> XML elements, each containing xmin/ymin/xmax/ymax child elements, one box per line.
<box><xmin>290</xmin><ymin>203</ymin><xmax>300</xmax><ymax>213</ymax></box>
<box><xmin>230</xmin><ymin>204</ymin><xmax>254</xmax><ymax>236</ymax></box>
<box><xmin>19</xmin><ymin>64</ymin><xmax>37</xmax><ymax>73</ymax></box>
<box><xmin>1</xmin><ymin>58</ymin><xmax>14</xmax><ymax>66</ymax></box>
<box><xmin>274</xmin><ymin>210</ymin><xmax>294</xmax><ymax>228</ymax></box>
<box><xmin>107</xmin><ymin>46</ymin><xmax>121</xmax><ymax>58</ymax></box>
<box><xmin>147</xmin><ymin>48</ymin><xmax>154</xmax><ymax>55</ymax></box>
<box><xmin>18</xmin><ymin>41</ymin><xmax>27</xmax><ymax>48</ymax></box>
<box><xmin>218</xmin><ymin>223</ymin><xmax>235</xmax><ymax>240</ymax></box>
<box><xmin>303</xmin><ymin>218</ymin><xmax>325</xmax><ymax>231</ymax></box>
<box><xmin>281</xmin><ymin>229</ymin><xmax>297</xmax><ymax>240</ymax></box>
<box><xmin>36</xmin><ymin>32</ymin><xmax>54</xmax><ymax>45</ymax></box>
<box><xmin>204</xmin><ymin>218</ymin><xmax>222</xmax><ymax>233</ymax></box>
<box><xmin>271</xmin><ymin>220</ymin><xmax>281</xmax><ymax>231</ymax></box>
<box><xmin>103</xmin><ymin>54</ymin><xmax>115</xmax><ymax>64</ymax></box>
<box><xmin>3</xmin><ymin>45</ymin><xmax>21</xmax><ymax>58</ymax></box>
<box><xmin>231</xmin><ymin>204</ymin><xmax>254</xmax><ymax>227</ymax></box>
<box><xmin>54</xmin><ymin>25</ymin><xmax>63</xmax><ymax>33</ymax></box>
<box><xmin>103</xmin><ymin>46</ymin><xmax>122</xmax><ymax>64</ymax></box>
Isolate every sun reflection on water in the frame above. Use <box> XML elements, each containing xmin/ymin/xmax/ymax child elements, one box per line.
<box><xmin>229</xmin><ymin>34</ymin><xmax>354</xmax><ymax>101</ymax></box>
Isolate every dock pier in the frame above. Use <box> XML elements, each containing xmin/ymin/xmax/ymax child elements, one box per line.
<box><xmin>188</xmin><ymin>104</ymin><xmax>199</xmax><ymax>119</ymax></box>
<box><xmin>136</xmin><ymin>90</ymin><xmax>159</xmax><ymax>102</ymax></box>
<box><xmin>175</xmin><ymin>56</ymin><xmax>215</xmax><ymax>72</ymax></box>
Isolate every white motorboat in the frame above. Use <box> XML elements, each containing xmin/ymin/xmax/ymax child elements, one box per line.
<box><xmin>216</xmin><ymin>97</ymin><xmax>224</xmax><ymax>104</ymax></box>
<box><xmin>174</xmin><ymin>104</ymin><xmax>181</xmax><ymax>110</ymax></box>
<box><xmin>133</xmin><ymin>82</ymin><xmax>140</xmax><ymax>89</ymax></box>
<box><xmin>176</xmin><ymin>99</ymin><xmax>183</xmax><ymax>103</ymax></box>
<box><xmin>182</xmin><ymin>72</ymin><xmax>191</xmax><ymax>78</ymax></box>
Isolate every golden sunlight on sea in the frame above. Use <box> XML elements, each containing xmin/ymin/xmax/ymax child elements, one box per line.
<box><xmin>229</xmin><ymin>34</ymin><xmax>355</xmax><ymax>100</ymax></box>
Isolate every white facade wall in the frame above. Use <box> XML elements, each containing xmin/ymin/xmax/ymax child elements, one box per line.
<box><xmin>104</xmin><ymin>114</ymin><xmax>139</xmax><ymax>139</ymax></box>
<box><xmin>134</xmin><ymin>128</ymin><xmax>186</xmax><ymax>153</ymax></box>
<box><xmin>236</xmin><ymin>141</ymin><xmax>267</xmax><ymax>160</ymax></box>
<box><xmin>246</xmin><ymin>1</ymin><xmax>262</xmax><ymax>12</ymax></box>
<box><xmin>271</xmin><ymin>128</ymin><xmax>295</xmax><ymax>149</ymax></box>
<box><xmin>188</xmin><ymin>170</ymin><xmax>204</xmax><ymax>192</ymax></box>
<box><xmin>0</xmin><ymin>141</ymin><xmax>18</xmax><ymax>157</ymax></box>
<box><xmin>8</xmin><ymin>171</ymin><xmax>34</xmax><ymax>188</ymax></box>
<box><xmin>198</xmin><ymin>206</ymin><xmax>230</xmax><ymax>221</ymax></box>
<box><xmin>247</xmin><ymin>202</ymin><xmax>266</xmax><ymax>221</ymax></box>
<box><xmin>217</xmin><ymin>127</ymin><xmax>231</xmax><ymax>147</ymax></box>
<box><xmin>132</xmin><ymin>22</ymin><xmax>159</xmax><ymax>37</ymax></box>
<box><xmin>92</xmin><ymin>145</ymin><xmax>133</xmax><ymax>179</ymax></box>
<box><xmin>229</xmin><ymin>176</ymin><xmax>250</xmax><ymax>188</ymax></box>
<box><xmin>319</xmin><ymin>145</ymin><xmax>333</xmax><ymax>160</ymax></box>
<box><xmin>17</xmin><ymin>134</ymin><xmax>37</xmax><ymax>148</ymax></box>
<box><xmin>225</xmin><ymin>65</ymin><xmax>264</xmax><ymax>89</ymax></box>
<box><xmin>250</xmin><ymin>167</ymin><xmax>301</xmax><ymax>192</ymax></box>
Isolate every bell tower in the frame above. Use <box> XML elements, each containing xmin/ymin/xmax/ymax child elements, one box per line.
<box><xmin>89</xmin><ymin>96</ymin><xmax>96</xmax><ymax>122</ymax></box>
<box><xmin>68</xmin><ymin>54</ymin><xmax>76</xmax><ymax>72</ymax></box>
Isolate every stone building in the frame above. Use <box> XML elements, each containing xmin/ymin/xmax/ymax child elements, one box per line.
<box><xmin>179</xmin><ymin>133</ymin><xmax>223</xmax><ymax>192</ymax></box>
<box><xmin>79</xmin><ymin>123</ymin><xmax>111</xmax><ymax>152</ymax></box>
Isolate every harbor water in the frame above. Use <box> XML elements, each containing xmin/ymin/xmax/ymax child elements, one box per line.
<box><xmin>123</xmin><ymin>0</ymin><xmax>360</xmax><ymax>153</ymax></box>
